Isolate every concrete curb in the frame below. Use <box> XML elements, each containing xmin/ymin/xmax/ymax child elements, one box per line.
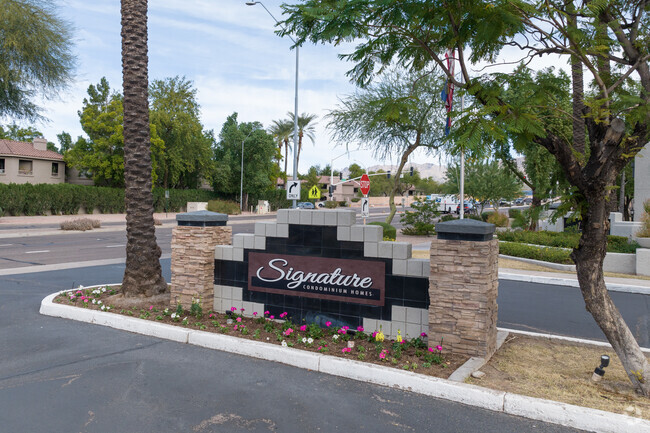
<box><xmin>500</xmin><ymin>272</ymin><xmax>650</xmax><ymax>295</ymax></box>
<box><xmin>40</xmin><ymin>287</ymin><xmax>650</xmax><ymax>433</ymax></box>
<box><xmin>499</xmin><ymin>254</ymin><xmax>576</xmax><ymax>271</ymax></box>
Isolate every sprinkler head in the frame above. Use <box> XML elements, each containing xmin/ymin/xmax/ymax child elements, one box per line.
<box><xmin>591</xmin><ymin>355</ymin><xmax>610</xmax><ymax>382</ymax></box>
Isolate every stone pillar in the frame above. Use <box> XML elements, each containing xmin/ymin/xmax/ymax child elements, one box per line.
<box><xmin>428</xmin><ymin>219</ymin><xmax>498</xmax><ymax>359</ymax></box>
<box><xmin>171</xmin><ymin>211</ymin><xmax>230</xmax><ymax>311</ymax></box>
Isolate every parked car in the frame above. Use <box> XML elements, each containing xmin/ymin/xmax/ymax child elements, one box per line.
<box><xmin>456</xmin><ymin>201</ymin><xmax>474</xmax><ymax>214</ymax></box>
<box><xmin>498</xmin><ymin>199</ymin><xmax>512</xmax><ymax>207</ymax></box>
<box><xmin>514</xmin><ymin>197</ymin><xmax>524</xmax><ymax>205</ymax></box>
<box><xmin>296</xmin><ymin>202</ymin><xmax>315</xmax><ymax>209</ymax></box>
<box><xmin>523</xmin><ymin>197</ymin><xmax>533</xmax><ymax>205</ymax></box>
<box><xmin>316</xmin><ymin>201</ymin><xmax>326</xmax><ymax>208</ymax></box>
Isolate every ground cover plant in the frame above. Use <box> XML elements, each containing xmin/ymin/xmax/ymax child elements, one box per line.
<box><xmin>498</xmin><ymin>242</ymin><xmax>572</xmax><ymax>265</ymax></box>
<box><xmin>60</xmin><ymin>218</ymin><xmax>101</xmax><ymax>231</ymax></box>
<box><xmin>54</xmin><ymin>285</ymin><xmax>466</xmax><ymax>378</ymax></box>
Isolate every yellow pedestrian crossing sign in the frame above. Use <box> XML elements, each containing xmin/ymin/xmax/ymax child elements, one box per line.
<box><xmin>308</xmin><ymin>185</ymin><xmax>321</xmax><ymax>199</ymax></box>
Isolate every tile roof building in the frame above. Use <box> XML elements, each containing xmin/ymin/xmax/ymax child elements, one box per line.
<box><xmin>0</xmin><ymin>138</ymin><xmax>65</xmax><ymax>185</ymax></box>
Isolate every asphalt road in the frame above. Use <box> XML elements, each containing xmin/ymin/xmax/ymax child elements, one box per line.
<box><xmin>0</xmin><ymin>211</ymin><xmax>401</xmax><ymax>270</ymax></box>
<box><xmin>0</xmin><ymin>263</ymin><xmax>583</xmax><ymax>433</ymax></box>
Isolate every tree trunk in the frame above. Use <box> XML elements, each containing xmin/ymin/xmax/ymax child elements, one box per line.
<box><xmin>120</xmin><ymin>0</ymin><xmax>167</xmax><ymax>297</ymax></box>
<box><xmin>573</xmin><ymin>194</ymin><xmax>650</xmax><ymax>395</ymax></box>
<box><xmin>284</xmin><ymin>139</ymin><xmax>289</xmax><ymax>175</ymax></box>
<box><xmin>385</xmin><ymin>144</ymin><xmax>417</xmax><ymax>225</ymax></box>
<box><xmin>527</xmin><ymin>192</ymin><xmax>541</xmax><ymax>231</ymax></box>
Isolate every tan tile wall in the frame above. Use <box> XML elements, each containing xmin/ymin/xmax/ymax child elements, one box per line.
<box><xmin>170</xmin><ymin>225</ymin><xmax>231</xmax><ymax>311</ymax></box>
<box><xmin>428</xmin><ymin>238</ymin><xmax>498</xmax><ymax>358</ymax></box>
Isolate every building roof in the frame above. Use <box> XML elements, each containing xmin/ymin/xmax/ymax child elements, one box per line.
<box><xmin>0</xmin><ymin>139</ymin><xmax>64</xmax><ymax>161</ymax></box>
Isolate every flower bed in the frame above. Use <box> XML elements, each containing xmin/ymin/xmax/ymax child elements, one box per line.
<box><xmin>54</xmin><ymin>285</ymin><xmax>468</xmax><ymax>378</ymax></box>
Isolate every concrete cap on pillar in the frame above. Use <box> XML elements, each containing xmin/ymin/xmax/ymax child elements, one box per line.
<box><xmin>176</xmin><ymin>210</ymin><xmax>228</xmax><ymax>227</ymax></box>
<box><xmin>436</xmin><ymin>218</ymin><xmax>495</xmax><ymax>241</ymax></box>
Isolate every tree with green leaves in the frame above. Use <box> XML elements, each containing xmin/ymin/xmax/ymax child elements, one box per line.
<box><xmin>445</xmin><ymin>159</ymin><xmax>522</xmax><ymax>214</ymax></box>
<box><xmin>287</xmin><ymin>112</ymin><xmax>317</xmax><ymax>174</ymax></box>
<box><xmin>120</xmin><ymin>0</ymin><xmax>167</xmax><ymax>298</ymax></box>
<box><xmin>326</xmin><ymin>69</ymin><xmax>446</xmax><ymax>224</ymax></box>
<box><xmin>149</xmin><ymin>76</ymin><xmax>215</xmax><ymax>189</ymax></box>
<box><xmin>213</xmin><ymin>113</ymin><xmax>279</xmax><ymax>210</ymax></box>
<box><xmin>282</xmin><ymin>0</ymin><xmax>650</xmax><ymax>394</ymax></box>
<box><xmin>0</xmin><ymin>0</ymin><xmax>74</xmax><ymax>121</ymax></box>
<box><xmin>269</xmin><ymin>119</ymin><xmax>293</xmax><ymax>175</ymax></box>
<box><xmin>63</xmin><ymin>78</ymin><xmax>164</xmax><ymax>187</ymax></box>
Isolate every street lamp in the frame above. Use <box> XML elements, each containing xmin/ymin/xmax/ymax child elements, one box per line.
<box><xmin>246</xmin><ymin>1</ymin><xmax>300</xmax><ymax>208</ymax></box>
<box><xmin>240</xmin><ymin>128</ymin><xmax>256</xmax><ymax>212</ymax></box>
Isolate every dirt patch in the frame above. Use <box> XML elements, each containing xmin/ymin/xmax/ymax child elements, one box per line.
<box><xmin>55</xmin><ymin>286</ymin><xmax>467</xmax><ymax>379</ymax></box>
<box><xmin>467</xmin><ymin>335</ymin><xmax>650</xmax><ymax>419</ymax></box>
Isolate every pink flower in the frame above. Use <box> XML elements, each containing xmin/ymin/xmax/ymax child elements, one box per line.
<box><xmin>337</xmin><ymin>328</ymin><xmax>347</xmax><ymax>334</ymax></box>
<box><xmin>208</xmin><ymin>313</ymin><xmax>213</xmax><ymax>318</ymax></box>
<box><xmin>84</xmin><ymin>299</ymin><xmax>88</xmax><ymax>303</ymax></box>
<box><xmin>236</xmin><ymin>317</ymin><xmax>242</xmax><ymax>323</ymax></box>
<box><xmin>325</xmin><ymin>321</ymin><xmax>332</xmax><ymax>327</ymax></box>
<box><xmin>230</xmin><ymin>307</ymin><xmax>237</xmax><ymax>312</ymax></box>
<box><xmin>379</xmin><ymin>352</ymin><xmax>386</xmax><ymax>359</ymax></box>
<box><xmin>420</xmin><ymin>332</ymin><xmax>428</xmax><ymax>337</ymax></box>
<box><xmin>341</xmin><ymin>347</ymin><xmax>351</xmax><ymax>353</ymax></box>
<box><xmin>280</xmin><ymin>312</ymin><xmax>288</xmax><ymax>318</ymax></box>
<box><xmin>372</xmin><ymin>331</ymin><xmax>377</xmax><ymax>338</ymax></box>
<box><xmin>343</xmin><ymin>326</ymin><xmax>349</xmax><ymax>330</ymax></box>
<box><xmin>241</xmin><ymin>308</ymin><xmax>245</xmax><ymax>312</ymax></box>
<box><xmin>149</xmin><ymin>306</ymin><xmax>153</xmax><ymax>311</ymax></box>
<box><xmin>284</xmin><ymin>328</ymin><xmax>294</xmax><ymax>336</ymax></box>
<box><xmin>357</xmin><ymin>326</ymin><xmax>364</xmax><ymax>332</ymax></box>
<box><xmin>300</xmin><ymin>325</ymin><xmax>307</xmax><ymax>332</ymax></box>
<box><xmin>264</xmin><ymin>311</ymin><xmax>270</xmax><ymax>315</ymax></box>
<box><xmin>253</xmin><ymin>312</ymin><xmax>258</xmax><ymax>317</ymax></box>
<box><xmin>428</xmin><ymin>347</ymin><xmax>435</xmax><ymax>352</ymax></box>
<box><xmin>270</xmin><ymin>315</ymin><xmax>275</xmax><ymax>320</ymax></box>
<box><xmin>436</xmin><ymin>345</ymin><xmax>443</xmax><ymax>351</ymax></box>
<box><xmin>233</xmin><ymin>325</ymin><xmax>238</xmax><ymax>330</ymax></box>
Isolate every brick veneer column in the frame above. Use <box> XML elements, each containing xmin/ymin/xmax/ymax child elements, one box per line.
<box><xmin>171</xmin><ymin>211</ymin><xmax>230</xmax><ymax>311</ymax></box>
<box><xmin>428</xmin><ymin>219</ymin><xmax>498</xmax><ymax>358</ymax></box>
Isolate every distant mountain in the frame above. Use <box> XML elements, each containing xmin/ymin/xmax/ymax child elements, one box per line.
<box><xmin>366</xmin><ymin>163</ymin><xmax>447</xmax><ymax>182</ymax></box>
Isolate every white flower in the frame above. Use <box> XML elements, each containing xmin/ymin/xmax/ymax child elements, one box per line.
<box><xmin>266</xmin><ymin>337</ymin><xmax>270</xmax><ymax>341</ymax></box>
<box><xmin>164</xmin><ymin>308</ymin><xmax>169</xmax><ymax>314</ymax></box>
<box><xmin>97</xmin><ymin>300</ymin><xmax>102</xmax><ymax>305</ymax></box>
<box><xmin>281</xmin><ymin>340</ymin><xmax>288</xmax><ymax>347</ymax></box>
<box><xmin>307</xmin><ymin>338</ymin><xmax>314</xmax><ymax>344</ymax></box>
<box><xmin>100</xmin><ymin>305</ymin><xmax>106</xmax><ymax>311</ymax></box>
<box><xmin>101</xmin><ymin>287</ymin><xmax>106</xmax><ymax>293</ymax></box>
<box><xmin>301</xmin><ymin>338</ymin><xmax>307</xmax><ymax>344</ymax></box>
<box><xmin>91</xmin><ymin>299</ymin><xmax>97</xmax><ymax>304</ymax></box>
<box><xmin>332</xmin><ymin>335</ymin><xmax>339</xmax><ymax>340</ymax></box>
<box><xmin>106</xmin><ymin>306</ymin><xmax>111</xmax><ymax>310</ymax></box>
<box><xmin>171</xmin><ymin>313</ymin><xmax>177</xmax><ymax>319</ymax></box>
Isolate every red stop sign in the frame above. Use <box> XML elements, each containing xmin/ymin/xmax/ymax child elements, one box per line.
<box><xmin>360</xmin><ymin>173</ymin><xmax>370</xmax><ymax>196</ymax></box>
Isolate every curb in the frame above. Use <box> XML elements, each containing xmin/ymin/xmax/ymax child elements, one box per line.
<box><xmin>499</xmin><ymin>272</ymin><xmax>650</xmax><ymax>295</ymax></box>
<box><xmin>40</xmin><ymin>287</ymin><xmax>650</xmax><ymax>433</ymax></box>
<box><xmin>499</xmin><ymin>254</ymin><xmax>576</xmax><ymax>271</ymax></box>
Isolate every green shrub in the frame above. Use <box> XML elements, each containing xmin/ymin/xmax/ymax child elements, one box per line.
<box><xmin>400</xmin><ymin>198</ymin><xmax>438</xmax><ymax>236</ymax></box>
<box><xmin>498</xmin><ymin>241</ymin><xmax>573</xmax><ymax>264</ymax></box>
<box><xmin>487</xmin><ymin>212</ymin><xmax>509</xmax><ymax>227</ymax></box>
<box><xmin>369</xmin><ymin>222</ymin><xmax>396</xmax><ymax>240</ymax></box>
<box><xmin>337</xmin><ymin>201</ymin><xmax>347</xmax><ymax>207</ymax></box>
<box><xmin>468</xmin><ymin>214</ymin><xmax>482</xmax><ymax>221</ymax></box>
<box><xmin>496</xmin><ymin>230</ymin><xmax>639</xmax><ymax>253</ymax></box>
<box><xmin>480</xmin><ymin>212</ymin><xmax>491</xmax><ymax>222</ymax></box>
<box><xmin>207</xmin><ymin>199</ymin><xmax>241</xmax><ymax>215</ymax></box>
<box><xmin>351</xmin><ymin>198</ymin><xmax>361</xmax><ymax>203</ymax></box>
<box><xmin>439</xmin><ymin>214</ymin><xmax>457</xmax><ymax>222</ymax></box>
<box><xmin>324</xmin><ymin>201</ymin><xmax>339</xmax><ymax>209</ymax></box>
<box><xmin>508</xmin><ymin>208</ymin><xmax>521</xmax><ymax>219</ymax></box>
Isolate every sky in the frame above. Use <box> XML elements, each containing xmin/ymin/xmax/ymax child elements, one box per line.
<box><xmin>30</xmin><ymin>0</ymin><xmax>568</xmax><ymax>176</ymax></box>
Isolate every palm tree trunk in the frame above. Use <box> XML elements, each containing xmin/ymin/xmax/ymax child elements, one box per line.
<box><xmin>120</xmin><ymin>0</ymin><xmax>167</xmax><ymax>297</ymax></box>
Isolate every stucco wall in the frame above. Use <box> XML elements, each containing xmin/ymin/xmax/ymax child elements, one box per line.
<box><xmin>0</xmin><ymin>157</ymin><xmax>64</xmax><ymax>185</ymax></box>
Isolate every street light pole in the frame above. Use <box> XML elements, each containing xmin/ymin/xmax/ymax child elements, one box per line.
<box><xmin>246</xmin><ymin>1</ymin><xmax>300</xmax><ymax>208</ymax></box>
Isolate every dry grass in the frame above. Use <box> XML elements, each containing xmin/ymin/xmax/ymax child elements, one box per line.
<box><xmin>467</xmin><ymin>335</ymin><xmax>650</xmax><ymax>419</ymax></box>
<box><xmin>60</xmin><ymin>218</ymin><xmax>101</xmax><ymax>231</ymax></box>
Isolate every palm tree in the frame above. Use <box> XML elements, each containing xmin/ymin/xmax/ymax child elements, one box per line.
<box><xmin>287</xmin><ymin>112</ymin><xmax>317</xmax><ymax>175</ymax></box>
<box><xmin>268</xmin><ymin>119</ymin><xmax>292</xmax><ymax>175</ymax></box>
<box><xmin>120</xmin><ymin>0</ymin><xmax>167</xmax><ymax>297</ymax></box>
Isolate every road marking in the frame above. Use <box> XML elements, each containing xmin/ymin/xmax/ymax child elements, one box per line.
<box><xmin>25</xmin><ymin>250</ymin><xmax>50</xmax><ymax>254</ymax></box>
<box><xmin>0</xmin><ymin>244</ymin><xmax>13</xmax><ymax>247</ymax></box>
<box><xmin>106</xmin><ymin>244</ymin><xmax>125</xmax><ymax>248</ymax></box>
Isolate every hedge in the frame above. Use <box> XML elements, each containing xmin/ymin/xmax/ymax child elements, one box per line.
<box><xmin>0</xmin><ymin>183</ymin><xmax>217</xmax><ymax>216</ymax></box>
<box><xmin>496</xmin><ymin>230</ymin><xmax>639</xmax><ymax>253</ymax></box>
<box><xmin>498</xmin><ymin>241</ymin><xmax>573</xmax><ymax>264</ymax></box>
<box><xmin>207</xmin><ymin>200</ymin><xmax>241</xmax><ymax>215</ymax></box>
